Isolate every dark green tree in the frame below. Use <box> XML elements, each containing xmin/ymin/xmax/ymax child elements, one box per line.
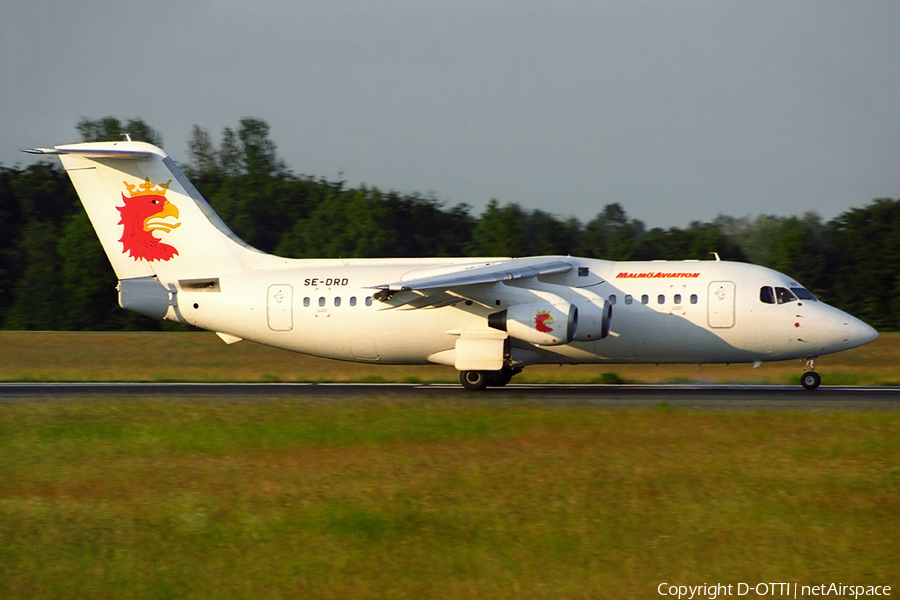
<box><xmin>237</xmin><ymin>118</ymin><xmax>285</xmax><ymax>177</ymax></box>
<box><xmin>467</xmin><ymin>200</ymin><xmax>530</xmax><ymax>256</ymax></box>
<box><xmin>185</xmin><ymin>125</ymin><xmax>220</xmax><ymax>177</ymax></box>
<box><xmin>4</xmin><ymin>221</ymin><xmax>64</xmax><ymax>329</ymax></box>
<box><xmin>76</xmin><ymin>117</ymin><xmax>163</xmax><ymax>146</ymax></box>
<box><xmin>578</xmin><ymin>203</ymin><xmax>644</xmax><ymax>260</ymax></box>
<box><xmin>520</xmin><ymin>211</ymin><xmax>581</xmax><ymax>256</ymax></box>
<box><xmin>218</xmin><ymin>127</ymin><xmax>242</xmax><ymax>177</ymax></box>
<box><xmin>766</xmin><ymin>214</ymin><xmax>827</xmax><ymax>290</ymax></box>
<box><xmin>828</xmin><ymin>199</ymin><xmax>900</xmax><ymax>330</ymax></box>
<box><xmin>0</xmin><ymin>168</ymin><xmax>25</xmax><ymax>318</ymax></box>
<box><xmin>57</xmin><ymin>210</ymin><xmax>121</xmax><ymax>329</ymax></box>
<box><xmin>280</xmin><ymin>187</ymin><xmax>391</xmax><ymax>258</ymax></box>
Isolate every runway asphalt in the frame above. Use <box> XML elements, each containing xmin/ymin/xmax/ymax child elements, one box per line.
<box><xmin>1</xmin><ymin>382</ymin><xmax>899</xmax><ymax>410</ymax></box>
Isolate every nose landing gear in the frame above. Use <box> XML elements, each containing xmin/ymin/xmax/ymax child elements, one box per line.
<box><xmin>800</xmin><ymin>357</ymin><xmax>821</xmax><ymax>390</ymax></box>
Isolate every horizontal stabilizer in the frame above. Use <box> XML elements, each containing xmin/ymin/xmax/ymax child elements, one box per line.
<box><xmin>23</xmin><ymin>141</ymin><xmax>164</xmax><ymax>160</ymax></box>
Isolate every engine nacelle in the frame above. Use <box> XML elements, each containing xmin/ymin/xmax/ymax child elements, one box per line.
<box><xmin>489</xmin><ymin>302</ymin><xmax>577</xmax><ymax>346</ymax></box>
<box><xmin>572</xmin><ymin>296</ymin><xmax>612</xmax><ymax>341</ymax></box>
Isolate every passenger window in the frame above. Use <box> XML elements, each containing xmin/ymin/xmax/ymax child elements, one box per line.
<box><xmin>578</xmin><ymin>267</ymin><xmax>589</xmax><ymax>277</ymax></box>
<box><xmin>625</xmin><ymin>295</ymin><xmax>633</xmax><ymax>305</ymax></box>
<box><xmin>690</xmin><ymin>294</ymin><xmax>698</xmax><ymax>305</ymax></box>
<box><xmin>609</xmin><ymin>295</ymin><xmax>617</xmax><ymax>305</ymax></box>
<box><xmin>657</xmin><ymin>294</ymin><xmax>665</xmax><ymax>305</ymax></box>
<box><xmin>365</xmin><ymin>296</ymin><xmax>373</xmax><ymax>307</ymax></box>
<box><xmin>774</xmin><ymin>287</ymin><xmax>797</xmax><ymax>304</ymax></box>
<box><xmin>674</xmin><ymin>294</ymin><xmax>682</xmax><ymax>304</ymax></box>
<box><xmin>350</xmin><ymin>296</ymin><xmax>357</xmax><ymax>307</ymax></box>
<box><xmin>760</xmin><ymin>286</ymin><xmax>775</xmax><ymax>304</ymax></box>
<box><xmin>303</xmin><ymin>297</ymin><xmax>310</xmax><ymax>307</ymax></box>
<box><xmin>641</xmin><ymin>294</ymin><xmax>649</xmax><ymax>305</ymax></box>
<box><xmin>334</xmin><ymin>297</ymin><xmax>341</xmax><ymax>307</ymax></box>
<box><xmin>318</xmin><ymin>297</ymin><xmax>326</xmax><ymax>307</ymax></box>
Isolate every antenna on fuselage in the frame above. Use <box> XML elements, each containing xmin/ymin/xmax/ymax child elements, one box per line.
<box><xmin>121</xmin><ymin>133</ymin><xmax>132</xmax><ymax>142</ymax></box>
<box><xmin>710</xmin><ymin>252</ymin><xmax>721</xmax><ymax>261</ymax></box>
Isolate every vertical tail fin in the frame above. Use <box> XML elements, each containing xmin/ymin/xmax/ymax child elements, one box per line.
<box><xmin>29</xmin><ymin>141</ymin><xmax>264</xmax><ymax>283</ymax></box>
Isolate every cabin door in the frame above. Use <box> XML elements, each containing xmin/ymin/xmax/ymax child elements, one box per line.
<box><xmin>707</xmin><ymin>281</ymin><xmax>735</xmax><ymax>328</ymax></box>
<box><xmin>267</xmin><ymin>284</ymin><xmax>293</xmax><ymax>331</ymax></box>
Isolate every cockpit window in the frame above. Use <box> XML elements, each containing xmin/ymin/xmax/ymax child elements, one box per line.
<box><xmin>759</xmin><ymin>286</ymin><xmax>775</xmax><ymax>304</ymax></box>
<box><xmin>790</xmin><ymin>287</ymin><xmax>817</xmax><ymax>301</ymax></box>
<box><xmin>774</xmin><ymin>287</ymin><xmax>797</xmax><ymax>304</ymax></box>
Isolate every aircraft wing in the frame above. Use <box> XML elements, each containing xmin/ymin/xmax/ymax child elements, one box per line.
<box><xmin>370</xmin><ymin>257</ymin><xmax>573</xmax><ymax>309</ymax></box>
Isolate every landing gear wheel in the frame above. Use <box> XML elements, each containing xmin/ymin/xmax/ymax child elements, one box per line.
<box><xmin>801</xmin><ymin>371</ymin><xmax>821</xmax><ymax>390</ymax></box>
<box><xmin>460</xmin><ymin>370</ymin><xmax>490</xmax><ymax>391</ymax></box>
<box><xmin>488</xmin><ymin>367</ymin><xmax>513</xmax><ymax>387</ymax></box>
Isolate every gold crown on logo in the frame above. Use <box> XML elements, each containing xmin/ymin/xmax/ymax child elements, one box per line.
<box><xmin>124</xmin><ymin>178</ymin><xmax>172</xmax><ymax>197</ymax></box>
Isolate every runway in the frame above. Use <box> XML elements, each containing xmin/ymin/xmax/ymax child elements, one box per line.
<box><xmin>1</xmin><ymin>382</ymin><xmax>899</xmax><ymax>410</ymax></box>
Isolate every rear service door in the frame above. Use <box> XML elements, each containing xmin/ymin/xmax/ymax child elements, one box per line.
<box><xmin>707</xmin><ymin>281</ymin><xmax>735</xmax><ymax>328</ymax></box>
<box><xmin>267</xmin><ymin>284</ymin><xmax>293</xmax><ymax>331</ymax></box>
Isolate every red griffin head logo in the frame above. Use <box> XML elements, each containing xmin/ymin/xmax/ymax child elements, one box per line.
<box><xmin>535</xmin><ymin>310</ymin><xmax>554</xmax><ymax>333</ymax></box>
<box><xmin>118</xmin><ymin>178</ymin><xmax>181</xmax><ymax>261</ymax></box>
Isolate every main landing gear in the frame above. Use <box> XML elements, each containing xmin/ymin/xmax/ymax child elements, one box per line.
<box><xmin>800</xmin><ymin>357</ymin><xmax>821</xmax><ymax>390</ymax></box>
<box><xmin>459</xmin><ymin>367</ymin><xmax>522</xmax><ymax>391</ymax></box>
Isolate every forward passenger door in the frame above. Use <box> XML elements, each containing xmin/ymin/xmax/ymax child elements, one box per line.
<box><xmin>707</xmin><ymin>281</ymin><xmax>735</xmax><ymax>328</ymax></box>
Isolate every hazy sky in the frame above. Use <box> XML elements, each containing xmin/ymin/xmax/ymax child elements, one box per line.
<box><xmin>3</xmin><ymin>0</ymin><xmax>899</xmax><ymax>227</ymax></box>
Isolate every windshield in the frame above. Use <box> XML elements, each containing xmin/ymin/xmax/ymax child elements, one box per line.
<box><xmin>760</xmin><ymin>285</ymin><xmax>816</xmax><ymax>305</ymax></box>
<box><xmin>790</xmin><ymin>287</ymin><xmax>817</xmax><ymax>301</ymax></box>
<box><xmin>774</xmin><ymin>287</ymin><xmax>797</xmax><ymax>304</ymax></box>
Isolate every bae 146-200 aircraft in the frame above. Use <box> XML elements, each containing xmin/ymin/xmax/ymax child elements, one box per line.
<box><xmin>26</xmin><ymin>141</ymin><xmax>878</xmax><ymax>390</ymax></box>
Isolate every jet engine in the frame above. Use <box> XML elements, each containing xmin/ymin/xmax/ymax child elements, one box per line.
<box><xmin>571</xmin><ymin>296</ymin><xmax>612</xmax><ymax>341</ymax></box>
<box><xmin>488</xmin><ymin>302</ymin><xmax>577</xmax><ymax>346</ymax></box>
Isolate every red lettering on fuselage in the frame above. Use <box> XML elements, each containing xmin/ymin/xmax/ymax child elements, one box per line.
<box><xmin>615</xmin><ymin>272</ymin><xmax>700</xmax><ymax>279</ymax></box>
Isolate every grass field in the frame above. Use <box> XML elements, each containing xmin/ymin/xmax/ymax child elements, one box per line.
<box><xmin>0</xmin><ymin>397</ymin><xmax>898</xmax><ymax>599</ymax></box>
<box><xmin>2</xmin><ymin>331</ymin><xmax>899</xmax><ymax>385</ymax></box>
<box><xmin>1</xmin><ymin>333</ymin><xmax>897</xmax><ymax>598</ymax></box>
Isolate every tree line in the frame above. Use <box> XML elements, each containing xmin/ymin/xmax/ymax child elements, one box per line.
<box><xmin>2</xmin><ymin>117</ymin><xmax>898</xmax><ymax>330</ymax></box>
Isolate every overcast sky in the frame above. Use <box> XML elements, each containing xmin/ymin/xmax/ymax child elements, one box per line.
<box><xmin>3</xmin><ymin>0</ymin><xmax>899</xmax><ymax>228</ymax></box>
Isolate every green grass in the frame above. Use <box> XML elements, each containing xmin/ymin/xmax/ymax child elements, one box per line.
<box><xmin>0</xmin><ymin>397</ymin><xmax>898</xmax><ymax>599</ymax></box>
<box><xmin>2</xmin><ymin>331</ymin><xmax>900</xmax><ymax>385</ymax></box>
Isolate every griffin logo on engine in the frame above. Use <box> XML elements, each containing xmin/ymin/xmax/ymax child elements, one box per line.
<box><xmin>535</xmin><ymin>310</ymin><xmax>554</xmax><ymax>333</ymax></box>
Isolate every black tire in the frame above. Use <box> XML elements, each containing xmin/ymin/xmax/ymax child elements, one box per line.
<box><xmin>460</xmin><ymin>370</ymin><xmax>490</xmax><ymax>391</ymax></box>
<box><xmin>800</xmin><ymin>371</ymin><xmax>821</xmax><ymax>390</ymax></box>
<box><xmin>488</xmin><ymin>368</ymin><xmax>513</xmax><ymax>387</ymax></box>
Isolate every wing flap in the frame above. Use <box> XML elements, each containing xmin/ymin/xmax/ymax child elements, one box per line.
<box><xmin>386</xmin><ymin>292</ymin><xmax>465</xmax><ymax>311</ymax></box>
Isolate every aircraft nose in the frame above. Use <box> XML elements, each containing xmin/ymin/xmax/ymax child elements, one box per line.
<box><xmin>835</xmin><ymin>313</ymin><xmax>878</xmax><ymax>349</ymax></box>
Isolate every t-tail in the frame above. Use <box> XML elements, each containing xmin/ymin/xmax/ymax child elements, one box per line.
<box><xmin>26</xmin><ymin>141</ymin><xmax>268</xmax><ymax>318</ymax></box>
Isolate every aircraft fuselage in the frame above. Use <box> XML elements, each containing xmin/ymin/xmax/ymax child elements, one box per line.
<box><xmin>167</xmin><ymin>256</ymin><xmax>875</xmax><ymax>368</ymax></box>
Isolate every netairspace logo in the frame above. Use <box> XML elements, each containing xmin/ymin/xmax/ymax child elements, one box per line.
<box><xmin>658</xmin><ymin>583</ymin><xmax>892</xmax><ymax>599</ymax></box>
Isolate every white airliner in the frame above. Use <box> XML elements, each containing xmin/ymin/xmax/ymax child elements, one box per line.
<box><xmin>27</xmin><ymin>141</ymin><xmax>878</xmax><ymax>390</ymax></box>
